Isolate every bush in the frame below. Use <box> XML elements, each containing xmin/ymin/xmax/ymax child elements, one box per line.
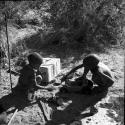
<box><xmin>11</xmin><ymin>40</ymin><xmax>27</xmax><ymax>58</ymax></box>
<box><xmin>0</xmin><ymin>0</ymin><xmax>124</xmax><ymax>56</ymax></box>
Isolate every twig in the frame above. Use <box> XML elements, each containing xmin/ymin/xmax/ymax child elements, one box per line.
<box><xmin>4</xmin><ymin>6</ymin><xmax>13</xmax><ymax>91</ymax></box>
<box><xmin>37</xmin><ymin>99</ymin><xmax>48</xmax><ymax>122</ymax></box>
<box><xmin>7</xmin><ymin>69</ymin><xmax>20</xmax><ymax>76</ymax></box>
<box><xmin>8</xmin><ymin>109</ymin><xmax>18</xmax><ymax>125</ymax></box>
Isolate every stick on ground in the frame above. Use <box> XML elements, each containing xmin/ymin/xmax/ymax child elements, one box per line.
<box><xmin>8</xmin><ymin>109</ymin><xmax>18</xmax><ymax>125</ymax></box>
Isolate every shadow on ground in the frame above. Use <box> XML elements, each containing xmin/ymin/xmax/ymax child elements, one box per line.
<box><xmin>45</xmin><ymin>91</ymin><xmax>107</xmax><ymax>125</ymax></box>
<box><xmin>0</xmin><ymin>84</ymin><xmax>108</xmax><ymax>125</ymax></box>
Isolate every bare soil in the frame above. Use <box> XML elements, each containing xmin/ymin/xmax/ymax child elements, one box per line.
<box><xmin>0</xmin><ymin>46</ymin><xmax>124</xmax><ymax>125</ymax></box>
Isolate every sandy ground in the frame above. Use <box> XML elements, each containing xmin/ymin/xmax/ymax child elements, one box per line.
<box><xmin>0</xmin><ymin>47</ymin><xmax>124</xmax><ymax>125</ymax></box>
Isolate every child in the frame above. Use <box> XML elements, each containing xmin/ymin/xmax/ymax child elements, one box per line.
<box><xmin>82</xmin><ymin>54</ymin><xmax>114</xmax><ymax>94</ymax></box>
<box><xmin>61</xmin><ymin>54</ymin><xmax>114</xmax><ymax>114</ymax></box>
<box><xmin>12</xmin><ymin>52</ymin><xmax>55</xmax><ymax>101</ymax></box>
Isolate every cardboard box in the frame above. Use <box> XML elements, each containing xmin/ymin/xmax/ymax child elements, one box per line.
<box><xmin>42</xmin><ymin>58</ymin><xmax>61</xmax><ymax>76</ymax></box>
<box><xmin>39</xmin><ymin>64</ymin><xmax>55</xmax><ymax>82</ymax></box>
<box><xmin>39</xmin><ymin>58</ymin><xmax>61</xmax><ymax>82</ymax></box>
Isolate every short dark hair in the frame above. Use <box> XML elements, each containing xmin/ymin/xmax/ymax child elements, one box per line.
<box><xmin>83</xmin><ymin>54</ymin><xmax>100</xmax><ymax>69</ymax></box>
<box><xmin>28</xmin><ymin>52</ymin><xmax>43</xmax><ymax>65</ymax></box>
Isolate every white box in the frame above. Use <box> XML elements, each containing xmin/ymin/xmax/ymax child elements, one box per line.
<box><xmin>39</xmin><ymin>64</ymin><xmax>55</xmax><ymax>82</ymax></box>
<box><xmin>39</xmin><ymin>58</ymin><xmax>61</xmax><ymax>82</ymax></box>
<box><xmin>42</xmin><ymin>58</ymin><xmax>61</xmax><ymax>76</ymax></box>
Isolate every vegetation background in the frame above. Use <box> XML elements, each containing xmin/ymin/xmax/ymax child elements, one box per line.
<box><xmin>0</xmin><ymin>0</ymin><xmax>124</xmax><ymax>57</ymax></box>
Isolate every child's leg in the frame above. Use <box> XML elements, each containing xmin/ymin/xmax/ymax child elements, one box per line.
<box><xmin>80</xmin><ymin>79</ymin><xmax>94</xmax><ymax>95</ymax></box>
<box><xmin>91</xmin><ymin>86</ymin><xmax>108</xmax><ymax>95</ymax></box>
<box><xmin>89</xmin><ymin>86</ymin><xmax>108</xmax><ymax>115</ymax></box>
<box><xmin>64</xmin><ymin>85</ymin><xmax>81</xmax><ymax>93</ymax></box>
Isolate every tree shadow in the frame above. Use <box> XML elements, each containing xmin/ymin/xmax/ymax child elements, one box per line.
<box><xmin>45</xmin><ymin>91</ymin><xmax>108</xmax><ymax>125</ymax></box>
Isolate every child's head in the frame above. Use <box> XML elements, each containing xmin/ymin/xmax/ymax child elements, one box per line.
<box><xmin>28</xmin><ymin>52</ymin><xmax>43</xmax><ymax>69</ymax></box>
<box><xmin>83</xmin><ymin>54</ymin><xmax>100</xmax><ymax>70</ymax></box>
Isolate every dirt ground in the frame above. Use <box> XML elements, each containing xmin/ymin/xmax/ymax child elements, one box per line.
<box><xmin>0</xmin><ymin>46</ymin><xmax>124</xmax><ymax>125</ymax></box>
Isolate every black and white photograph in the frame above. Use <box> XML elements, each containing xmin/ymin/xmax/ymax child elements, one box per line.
<box><xmin>0</xmin><ymin>0</ymin><xmax>124</xmax><ymax>125</ymax></box>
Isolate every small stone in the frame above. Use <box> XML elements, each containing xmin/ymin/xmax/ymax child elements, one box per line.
<box><xmin>87</xmin><ymin>118</ymin><xmax>91</xmax><ymax>121</ymax></box>
<box><xmin>86</xmin><ymin>121</ymin><xmax>89</xmax><ymax>123</ymax></box>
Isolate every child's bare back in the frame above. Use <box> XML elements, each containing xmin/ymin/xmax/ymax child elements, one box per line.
<box><xmin>92</xmin><ymin>62</ymin><xmax>114</xmax><ymax>88</ymax></box>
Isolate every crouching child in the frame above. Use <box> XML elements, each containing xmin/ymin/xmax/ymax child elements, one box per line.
<box><xmin>61</xmin><ymin>54</ymin><xmax>114</xmax><ymax>114</ymax></box>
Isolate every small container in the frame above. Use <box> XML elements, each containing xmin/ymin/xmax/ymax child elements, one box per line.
<box><xmin>39</xmin><ymin>64</ymin><xmax>55</xmax><ymax>82</ymax></box>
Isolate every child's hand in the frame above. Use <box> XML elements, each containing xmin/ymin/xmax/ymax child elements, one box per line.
<box><xmin>61</xmin><ymin>76</ymin><xmax>67</xmax><ymax>82</ymax></box>
<box><xmin>47</xmin><ymin>85</ymin><xmax>56</xmax><ymax>91</ymax></box>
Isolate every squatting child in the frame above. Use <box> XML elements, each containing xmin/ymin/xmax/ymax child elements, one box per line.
<box><xmin>61</xmin><ymin>54</ymin><xmax>114</xmax><ymax>114</ymax></box>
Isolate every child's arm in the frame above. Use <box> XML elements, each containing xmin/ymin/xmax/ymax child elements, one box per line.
<box><xmin>61</xmin><ymin>64</ymin><xmax>84</xmax><ymax>82</ymax></box>
<box><xmin>66</xmin><ymin>85</ymin><xmax>82</xmax><ymax>92</ymax></box>
<box><xmin>35</xmin><ymin>83</ymin><xmax>46</xmax><ymax>89</ymax></box>
<box><xmin>82</xmin><ymin>67</ymin><xmax>89</xmax><ymax>78</ymax></box>
<box><xmin>30</xmin><ymin>71</ymin><xmax>47</xmax><ymax>90</ymax></box>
